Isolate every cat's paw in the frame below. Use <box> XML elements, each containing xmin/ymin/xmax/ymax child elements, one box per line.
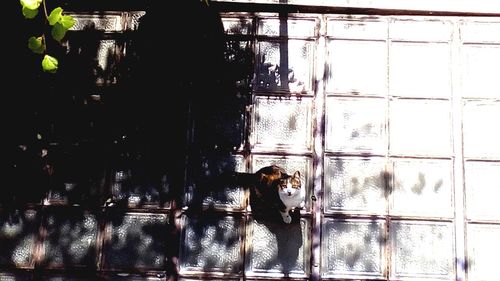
<box><xmin>283</xmin><ymin>215</ymin><xmax>292</xmax><ymax>224</ymax></box>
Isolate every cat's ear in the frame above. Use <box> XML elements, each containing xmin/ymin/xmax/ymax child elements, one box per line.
<box><xmin>293</xmin><ymin>171</ymin><xmax>301</xmax><ymax>178</ymax></box>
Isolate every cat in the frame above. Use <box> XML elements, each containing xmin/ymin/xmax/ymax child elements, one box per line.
<box><xmin>227</xmin><ymin>165</ymin><xmax>305</xmax><ymax>224</ymax></box>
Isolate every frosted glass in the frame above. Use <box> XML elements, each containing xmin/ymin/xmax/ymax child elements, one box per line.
<box><xmin>390</xmin><ymin>99</ymin><xmax>452</xmax><ymax>157</ymax></box>
<box><xmin>463</xmin><ymin>101</ymin><xmax>500</xmax><ymax>158</ymax></box>
<box><xmin>390</xmin><ymin>221</ymin><xmax>454</xmax><ymax>279</ymax></box>
<box><xmin>111</xmin><ymin>169</ymin><xmax>170</xmax><ymax>208</ymax></box>
<box><xmin>327</xmin><ymin>20</ymin><xmax>388</xmax><ymax>39</ymax></box>
<box><xmin>465</xmin><ymin>161</ymin><xmax>500</xmax><ymax>220</ymax></box>
<box><xmin>325</xmin><ymin>97</ymin><xmax>387</xmax><ymax>153</ymax></box>
<box><xmin>321</xmin><ymin>219</ymin><xmax>385</xmax><ymax>278</ymax></box>
<box><xmin>389</xmin><ymin>42</ymin><xmax>451</xmax><ymax>98</ymax></box>
<box><xmin>256</xmin><ymin>40</ymin><xmax>314</xmax><ymax>93</ymax></box>
<box><xmin>327</xmin><ymin>40</ymin><xmax>387</xmax><ymax>95</ymax></box>
<box><xmin>391</xmin><ymin>159</ymin><xmax>453</xmax><ymax>218</ymax></box>
<box><xmin>103</xmin><ymin>213</ymin><xmax>168</xmax><ymax>269</ymax></box>
<box><xmin>324</xmin><ymin>157</ymin><xmax>387</xmax><ymax>214</ymax></box>
<box><xmin>390</xmin><ymin>20</ymin><xmax>452</xmax><ymax>42</ymax></box>
<box><xmin>222</xmin><ymin>18</ymin><xmax>252</xmax><ymax>34</ymax></box>
<box><xmin>253</xmin><ymin>97</ymin><xmax>313</xmax><ymax>152</ymax></box>
<box><xmin>461</xmin><ymin>22</ymin><xmax>500</xmax><ymax>43</ymax></box>
<box><xmin>245</xmin><ymin>218</ymin><xmax>310</xmax><ymax>278</ymax></box>
<box><xmin>258</xmin><ymin>19</ymin><xmax>316</xmax><ymax>37</ymax></box>
<box><xmin>467</xmin><ymin>224</ymin><xmax>500</xmax><ymax>281</ymax></box>
<box><xmin>179</xmin><ymin>215</ymin><xmax>243</xmax><ymax>274</ymax></box>
<box><xmin>461</xmin><ymin>45</ymin><xmax>500</xmax><ymax>98</ymax></box>
<box><xmin>0</xmin><ymin>210</ymin><xmax>38</xmax><ymax>267</ymax></box>
<box><xmin>42</xmin><ymin>211</ymin><xmax>97</xmax><ymax>267</ymax></box>
<box><xmin>202</xmin><ymin>155</ymin><xmax>247</xmax><ymax>210</ymax></box>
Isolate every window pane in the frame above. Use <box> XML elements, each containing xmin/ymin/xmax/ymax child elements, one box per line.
<box><xmin>467</xmin><ymin>224</ymin><xmax>500</xmax><ymax>281</ymax></box>
<box><xmin>0</xmin><ymin>210</ymin><xmax>38</xmax><ymax>268</ymax></box>
<box><xmin>321</xmin><ymin>219</ymin><xmax>386</xmax><ymax>278</ymax></box>
<box><xmin>463</xmin><ymin>101</ymin><xmax>500</xmax><ymax>159</ymax></box>
<box><xmin>465</xmin><ymin>161</ymin><xmax>500</xmax><ymax>220</ymax></box>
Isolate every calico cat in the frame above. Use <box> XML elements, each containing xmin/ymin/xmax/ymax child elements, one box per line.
<box><xmin>230</xmin><ymin>165</ymin><xmax>305</xmax><ymax>223</ymax></box>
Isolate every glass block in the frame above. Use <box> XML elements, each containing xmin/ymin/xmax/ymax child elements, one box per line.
<box><xmin>460</xmin><ymin>22</ymin><xmax>500</xmax><ymax>44</ymax></box>
<box><xmin>389</xmin><ymin>20</ymin><xmax>452</xmax><ymax>42</ymax></box>
<box><xmin>0</xmin><ymin>210</ymin><xmax>38</xmax><ymax>267</ymax></box>
<box><xmin>222</xmin><ymin>18</ymin><xmax>252</xmax><ymax>34</ymax></box>
<box><xmin>255</xmin><ymin>40</ymin><xmax>314</xmax><ymax>93</ymax></box>
<box><xmin>202</xmin><ymin>155</ymin><xmax>247</xmax><ymax>210</ymax></box>
<box><xmin>0</xmin><ymin>272</ymin><xmax>31</xmax><ymax>281</ymax></box>
<box><xmin>70</xmin><ymin>14</ymin><xmax>123</xmax><ymax>31</ymax></box>
<box><xmin>324</xmin><ymin>157</ymin><xmax>387</xmax><ymax>214</ymax></box>
<box><xmin>252</xmin><ymin>155</ymin><xmax>312</xmax><ymax>210</ymax></box>
<box><xmin>103</xmin><ymin>277</ymin><xmax>165</xmax><ymax>281</ymax></box>
<box><xmin>391</xmin><ymin>159</ymin><xmax>453</xmax><ymax>218</ymax></box>
<box><xmin>389</xmin><ymin>99</ymin><xmax>452</xmax><ymax>157</ymax></box>
<box><xmin>389</xmin><ymin>42</ymin><xmax>451</xmax><ymax>98</ymax></box>
<box><xmin>103</xmin><ymin>213</ymin><xmax>168</xmax><ymax>269</ymax></box>
<box><xmin>467</xmin><ymin>223</ymin><xmax>500</xmax><ymax>281</ymax></box>
<box><xmin>253</xmin><ymin>97</ymin><xmax>313</xmax><ymax>152</ymax></box>
<box><xmin>327</xmin><ymin>19</ymin><xmax>388</xmax><ymax>40</ymax></box>
<box><xmin>245</xmin><ymin>218</ymin><xmax>310</xmax><ymax>278</ymax></box>
<box><xmin>224</xmin><ymin>41</ymin><xmax>254</xmax><ymax>89</ymax></box>
<box><xmin>258</xmin><ymin>18</ymin><xmax>316</xmax><ymax>37</ymax></box>
<box><xmin>463</xmin><ymin>101</ymin><xmax>500</xmax><ymax>158</ymax></box>
<box><xmin>179</xmin><ymin>215</ymin><xmax>243</xmax><ymax>274</ymax></box>
<box><xmin>326</xmin><ymin>39</ymin><xmax>387</xmax><ymax>95</ymax></box>
<box><xmin>390</xmin><ymin>221</ymin><xmax>454</xmax><ymax>279</ymax></box>
<box><xmin>465</xmin><ymin>161</ymin><xmax>500</xmax><ymax>220</ymax></box>
<box><xmin>461</xmin><ymin>45</ymin><xmax>500</xmax><ymax>98</ymax></box>
<box><xmin>111</xmin><ymin>168</ymin><xmax>170</xmax><ymax>208</ymax></box>
<box><xmin>325</xmin><ymin>97</ymin><xmax>387</xmax><ymax>153</ymax></box>
<box><xmin>321</xmin><ymin>219</ymin><xmax>385</xmax><ymax>278</ymax></box>
<box><xmin>41</xmin><ymin>210</ymin><xmax>98</xmax><ymax>268</ymax></box>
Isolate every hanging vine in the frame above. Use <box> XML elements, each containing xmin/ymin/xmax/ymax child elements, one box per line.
<box><xmin>19</xmin><ymin>0</ymin><xmax>75</xmax><ymax>73</ymax></box>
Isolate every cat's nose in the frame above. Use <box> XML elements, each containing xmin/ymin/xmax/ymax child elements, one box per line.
<box><xmin>287</xmin><ymin>191</ymin><xmax>292</xmax><ymax>196</ymax></box>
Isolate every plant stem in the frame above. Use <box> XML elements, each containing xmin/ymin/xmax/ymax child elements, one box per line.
<box><xmin>42</xmin><ymin>0</ymin><xmax>48</xmax><ymax>19</ymax></box>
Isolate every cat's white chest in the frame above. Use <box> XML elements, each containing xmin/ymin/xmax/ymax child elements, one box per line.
<box><xmin>279</xmin><ymin>188</ymin><xmax>305</xmax><ymax>208</ymax></box>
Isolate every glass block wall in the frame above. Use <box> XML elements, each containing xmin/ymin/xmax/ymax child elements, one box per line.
<box><xmin>179</xmin><ymin>13</ymin><xmax>500</xmax><ymax>281</ymax></box>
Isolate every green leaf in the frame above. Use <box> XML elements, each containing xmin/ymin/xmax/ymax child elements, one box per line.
<box><xmin>51</xmin><ymin>23</ymin><xmax>67</xmax><ymax>42</ymax></box>
<box><xmin>20</xmin><ymin>0</ymin><xmax>41</xmax><ymax>10</ymax></box>
<box><xmin>60</xmin><ymin>15</ymin><xmax>76</xmax><ymax>29</ymax></box>
<box><xmin>42</xmin><ymin>55</ymin><xmax>58</xmax><ymax>73</ymax></box>
<box><xmin>28</xmin><ymin>36</ymin><xmax>44</xmax><ymax>54</ymax></box>
<box><xmin>22</xmin><ymin>6</ymin><xmax>38</xmax><ymax>19</ymax></box>
<box><xmin>48</xmin><ymin>7</ymin><xmax>63</xmax><ymax>26</ymax></box>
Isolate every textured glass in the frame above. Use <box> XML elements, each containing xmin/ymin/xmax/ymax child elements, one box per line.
<box><xmin>321</xmin><ymin>219</ymin><xmax>385</xmax><ymax>278</ymax></box>
<box><xmin>0</xmin><ymin>272</ymin><xmax>31</xmax><ymax>281</ymax></box>
<box><xmin>258</xmin><ymin>19</ymin><xmax>316</xmax><ymax>37</ymax></box>
<box><xmin>324</xmin><ymin>157</ymin><xmax>387</xmax><ymax>214</ymax></box>
<box><xmin>461</xmin><ymin>45</ymin><xmax>500</xmax><ymax>98</ymax></box>
<box><xmin>105</xmin><ymin>277</ymin><xmax>165</xmax><ymax>281</ymax></box>
<box><xmin>389</xmin><ymin>20</ymin><xmax>452</xmax><ymax>42</ymax></box>
<box><xmin>391</xmin><ymin>159</ymin><xmax>453</xmax><ymax>218</ymax></box>
<box><xmin>390</xmin><ymin>221</ymin><xmax>454</xmax><ymax>279</ymax></box>
<box><xmin>463</xmin><ymin>101</ymin><xmax>500</xmax><ymax>158</ymax></box>
<box><xmin>111</xmin><ymin>168</ymin><xmax>170</xmax><ymax>208</ymax></box>
<box><xmin>203</xmin><ymin>155</ymin><xmax>247</xmax><ymax>210</ymax></box>
<box><xmin>222</xmin><ymin>18</ymin><xmax>252</xmax><ymax>34</ymax></box>
<box><xmin>103</xmin><ymin>213</ymin><xmax>168</xmax><ymax>269</ymax></box>
<box><xmin>179</xmin><ymin>215</ymin><xmax>242</xmax><ymax>274</ymax></box>
<box><xmin>253</xmin><ymin>97</ymin><xmax>313</xmax><ymax>152</ymax></box>
<box><xmin>256</xmin><ymin>40</ymin><xmax>314</xmax><ymax>93</ymax></box>
<box><xmin>465</xmin><ymin>161</ymin><xmax>500</xmax><ymax>220</ymax></box>
<box><xmin>43</xmin><ymin>277</ymin><xmax>90</xmax><ymax>281</ymax></box>
<box><xmin>97</xmin><ymin>40</ymin><xmax>117</xmax><ymax>73</ymax></box>
<box><xmin>460</xmin><ymin>22</ymin><xmax>500</xmax><ymax>44</ymax></box>
<box><xmin>0</xmin><ymin>210</ymin><xmax>38</xmax><ymax>267</ymax></box>
<box><xmin>390</xmin><ymin>42</ymin><xmax>451</xmax><ymax>98</ymax></box>
<box><xmin>327</xmin><ymin>19</ymin><xmax>388</xmax><ymax>39</ymax></box>
<box><xmin>390</xmin><ymin>99</ymin><xmax>452</xmax><ymax>157</ymax></box>
<box><xmin>245</xmin><ymin>218</ymin><xmax>310</xmax><ymax>278</ymax></box>
<box><xmin>42</xmin><ymin>211</ymin><xmax>97</xmax><ymax>267</ymax></box>
<box><xmin>70</xmin><ymin>14</ymin><xmax>123</xmax><ymax>31</ymax></box>
<box><xmin>252</xmin><ymin>155</ymin><xmax>312</xmax><ymax>210</ymax></box>
<box><xmin>325</xmin><ymin>97</ymin><xmax>387</xmax><ymax>153</ymax></box>
<box><xmin>467</xmin><ymin>224</ymin><xmax>500</xmax><ymax>281</ymax></box>
<box><xmin>327</xmin><ymin>40</ymin><xmax>387</xmax><ymax>95</ymax></box>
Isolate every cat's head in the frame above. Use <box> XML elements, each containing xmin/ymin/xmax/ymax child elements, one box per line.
<box><xmin>277</xmin><ymin>171</ymin><xmax>301</xmax><ymax>197</ymax></box>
